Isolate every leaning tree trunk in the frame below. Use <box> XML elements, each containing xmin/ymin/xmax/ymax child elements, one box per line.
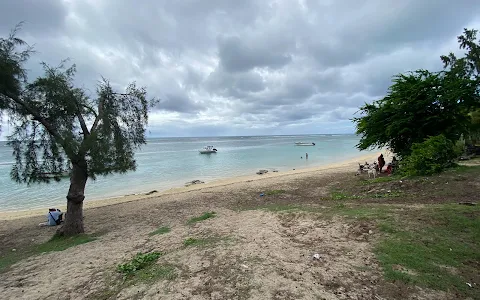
<box><xmin>57</xmin><ymin>159</ymin><xmax>88</xmax><ymax>236</ymax></box>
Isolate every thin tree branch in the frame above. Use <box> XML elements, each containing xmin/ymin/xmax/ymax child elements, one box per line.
<box><xmin>77</xmin><ymin>112</ymin><xmax>90</xmax><ymax>136</ymax></box>
<box><xmin>4</xmin><ymin>91</ymin><xmax>67</xmax><ymax>150</ymax></box>
<box><xmin>82</xmin><ymin>104</ymin><xmax>98</xmax><ymax>118</ymax></box>
<box><xmin>89</xmin><ymin>99</ymin><xmax>103</xmax><ymax>134</ymax></box>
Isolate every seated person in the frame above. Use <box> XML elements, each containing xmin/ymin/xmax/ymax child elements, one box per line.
<box><xmin>39</xmin><ymin>208</ymin><xmax>63</xmax><ymax>226</ymax></box>
<box><xmin>386</xmin><ymin>163</ymin><xmax>393</xmax><ymax>175</ymax></box>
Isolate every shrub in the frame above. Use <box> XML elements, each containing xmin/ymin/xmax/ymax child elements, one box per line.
<box><xmin>401</xmin><ymin>135</ymin><xmax>459</xmax><ymax>176</ymax></box>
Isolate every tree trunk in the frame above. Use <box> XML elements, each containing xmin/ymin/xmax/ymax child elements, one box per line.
<box><xmin>57</xmin><ymin>159</ymin><xmax>88</xmax><ymax>236</ymax></box>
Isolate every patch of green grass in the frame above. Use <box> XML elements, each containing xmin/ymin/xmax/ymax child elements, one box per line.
<box><xmin>449</xmin><ymin>164</ymin><xmax>480</xmax><ymax>173</ymax></box>
<box><xmin>183</xmin><ymin>237</ymin><xmax>217</xmax><ymax>247</ymax></box>
<box><xmin>330</xmin><ymin>190</ymin><xmax>362</xmax><ymax>200</ymax></box>
<box><xmin>378</xmin><ymin>222</ymin><xmax>398</xmax><ymax>234</ymax></box>
<box><xmin>183</xmin><ymin>237</ymin><xmax>204</xmax><ymax>247</ymax></box>
<box><xmin>149</xmin><ymin>226</ymin><xmax>171</xmax><ymax>236</ymax></box>
<box><xmin>0</xmin><ymin>234</ymin><xmax>97</xmax><ymax>273</ymax></box>
<box><xmin>256</xmin><ymin>204</ymin><xmax>321</xmax><ymax>213</ymax></box>
<box><xmin>38</xmin><ymin>234</ymin><xmax>97</xmax><ymax>252</ymax></box>
<box><xmin>330</xmin><ymin>191</ymin><xmax>350</xmax><ymax>200</ymax></box>
<box><xmin>117</xmin><ymin>251</ymin><xmax>163</xmax><ymax>277</ymax></box>
<box><xmin>332</xmin><ymin>205</ymin><xmax>393</xmax><ymax>220</ymax></box>
<box><xmin>375</xmin><ymin>204</ymin><xmax>480</xmax><ymax>298</ymax></box>
<box><xmin>264</xmin><ymin>189</ymin><xmax>286</xmax><ymax>195</ymax></box>
<box><xmin>371</xmin><ymin>191</ymin><xmax>403</xmax><ymax>198</ymax></box>
<box><xmin>360</xmin><ymin>175</ymin><xmax>402</xmax><ymax>185</ymax></box>
<box><xmin>183</xmin><ymin>235</ymin><xmax>232</xmax><ymax>248</ymax></box>
<box><xmin>134</xmin><ymin>264</ymin><xmax>177</xmax><ymax>282</ymax></box>
<box><xmin>323</xmin><ymin>202</ymin><xmax>479</xmax><ymax>297</ymax></box>
<box><xmin>187</xmin><ymin>211</ymin><xmax>216</xmax><ymax>224</ymax></box>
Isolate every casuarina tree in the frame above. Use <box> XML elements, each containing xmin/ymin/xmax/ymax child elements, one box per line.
<box><xmin>1</xmin><ymin>25</ymin><xmax>157</xmax><ymax>236</ymax></box>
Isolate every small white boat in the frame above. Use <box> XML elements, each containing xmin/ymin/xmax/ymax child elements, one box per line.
<box><xmin>294</xmin><ymin>142</ymin><xmax>316</xmax><ymax>146</ymax></box>
<box><xmin>199</xmin><ymin>146</ymin><xmax>218</xmax><ymax>154</ymax></box>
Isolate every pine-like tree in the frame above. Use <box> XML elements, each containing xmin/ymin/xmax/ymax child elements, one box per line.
<box><xmin>1</xmin><ymin>25</ymin><xmax>157</xmax><ymax>236</ymax></box>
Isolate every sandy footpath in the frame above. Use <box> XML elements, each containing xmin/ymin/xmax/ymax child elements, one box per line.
<box><xmin>0</xmin><ymin>151</ymin><xmax>386</xmax><ymax>221</ymax></box>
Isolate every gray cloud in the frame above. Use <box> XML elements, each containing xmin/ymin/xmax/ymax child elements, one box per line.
<box><xmin>0</xmin><ymin>0</ymin><xmax>66</xmax><ymax>34</ymax></box>
<box><xmin>217</xmin><ymin>36</ymin><xmax>292</xmax><ymax>72</ymax></box>
<box><xmin>1</xmin><ymin>0</ymin><xmax>479</xmax><ymax>139</ymax></box>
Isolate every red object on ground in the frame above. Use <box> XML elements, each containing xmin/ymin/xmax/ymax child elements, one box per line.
<box><xmin>386</xmin><ymin>164</ymin><xmax>392</xmax><ymax>175</ymax></box>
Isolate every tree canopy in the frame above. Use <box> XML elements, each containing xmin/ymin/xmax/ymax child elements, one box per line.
<box><xmin>354</xmin><ymin>28</ymin><xmax>480</xmax><ymax>157</ymax></box>
<box><xmin>1</xmin><ymin>25</ymin><xmax>157</xmax><ymax>235</ymax></box>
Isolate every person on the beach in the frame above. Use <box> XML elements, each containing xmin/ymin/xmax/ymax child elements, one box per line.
<box><xmin>378</xmin><ymin>154</ymin><xmax>385</xmax><ymax>172</ymax></box>
<box><xmin>386</xmin><ymin>163</ymin><xmax>393</xmax><ymax>175</ymax></box>
<box><xmin>38</xmin><ymin>208</ymin><xmax>63</xmax><ymax>227</ymax></box>
<box><xmin>306</xmin><ymin>153</ymin><xmax>308</xmax><ymax>160</ymax></box>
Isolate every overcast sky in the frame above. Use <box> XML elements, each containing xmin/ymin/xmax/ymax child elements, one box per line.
<box><xmin>1</xmin><ymin>0</ymin><xmax>480</xmax><ymax>139</ymax></box>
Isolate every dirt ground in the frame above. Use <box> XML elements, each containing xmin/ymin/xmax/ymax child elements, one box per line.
<box><xmin>0</xmin><ymin>159</ymin><xmax>478</xmax><ymax>300</ymax></box>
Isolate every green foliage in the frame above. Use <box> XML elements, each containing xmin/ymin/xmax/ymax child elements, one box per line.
<box><xmin>401</xmin><ymin>135</ymin><xmax>459</xmax><ymax>176</ymax></box>
<box><xmin>149</xmin><ymin>226</ymin><xmax>171</xmax><ymax>236</ymax></box>
<box><xmin>469</xmin><ymin>109</ymin><xmax>480</xmax><ymax>144</ymax></box>
<box><xmin>117</xmin><ymin>252</ymin><xmax>162</xmax><ymax>276</ymax></box>
<box><xmin>0</xmin><ymin>234</ymin><xmax>96</xmax><ymax>272</ymax></box>
<box><xmin>354</xmin><ymin>70</ymin><xmax>476</xmax><ymax>157</ymax></box>
<box><xmin>354</xmin><ymin>28</ymin><xmax>480</xmax><ymax>157</ymax></box>
<box><xmin>187</xmin><ymin>212</ymin><xmax>216</xmax><ymax>224</ymax></box>
<box><xmin>0</xmin><ymin>23</ymin><xmax>32</xmax><ymax>113</ymax></box>
<box><xmin>441</xmin><ymin>28</ymin><xmax>480</xmax><ymax>82</ymax></box>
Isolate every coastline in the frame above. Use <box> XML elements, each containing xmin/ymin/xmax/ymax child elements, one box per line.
<box><xmin>0</xmin><ymin>151</ymin><xmax>382</xmax><ymax>220</ymax></box>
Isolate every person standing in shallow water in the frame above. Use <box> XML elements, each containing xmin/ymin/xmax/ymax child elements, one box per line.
<box><xmin>306</xmin><ymin>153</ymin><xmax>308</xmax><ymax>160</ymax></box>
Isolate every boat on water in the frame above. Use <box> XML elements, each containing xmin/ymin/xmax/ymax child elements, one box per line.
<box><xmin>199</xmin><ymin>146</ymin><xmax>218</xmax><ymax>154</ymax></box>
<box><xmin>294</xmin><ymin>142</ymin><xmax>316</xmax><ymax>146</ymax></box>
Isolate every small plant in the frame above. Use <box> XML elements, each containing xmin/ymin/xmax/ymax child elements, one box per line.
<box><xmin>265</xmin><ymin>189</ymin><xmax>286</xmax><ymax>196</ymax></box>
<box><xmin>149</xmin><ymin>226</ymin><xmax>171</xmax><ymax>236</ymax></box>
<box><xmin>187</xmin><ymin>212</ymin><xmax>216</xmax><ymax>224</ymax></box>
<box><xmin>117</xmin><ymin>252</ymin><xmax>163</xmax><ymax>276</ymax></box>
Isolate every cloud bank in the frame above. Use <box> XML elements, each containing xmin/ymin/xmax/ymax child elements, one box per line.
<box><xmin>1</xmin><ymin>0</ymin><xmax>479</xmax><ymax>138</ymax></box>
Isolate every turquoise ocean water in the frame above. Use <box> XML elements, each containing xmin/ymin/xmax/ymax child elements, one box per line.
<box><xmin>0</xmin><ymin>135</ymin><xmax>370</xmax><ymax>211</ymax></box>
